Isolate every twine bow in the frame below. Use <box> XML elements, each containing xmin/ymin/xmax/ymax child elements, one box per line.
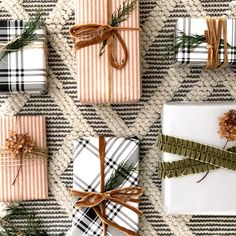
<box><xmin>205</xmin><ymin>16</ymin><xmax>228</xmax><ymax>69</ymax></box>
<box><xmin>5</xmin><ymin>131</ymin><xmax>47</xmax><ymax>186</ymax></box>
<box><xmin>71</xmin><ymin>136</ymin><xmax>143</xmax><ymax>236</ymax></box>
<box><xmin>1</xmin><ymin>117</ymin><xmax>47</xmax><ymax>187</ymax></box>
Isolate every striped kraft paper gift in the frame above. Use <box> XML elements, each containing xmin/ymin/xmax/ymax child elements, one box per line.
<box><xmin>0</xmin><ymin>116</ymin><xmax>48</xmax><ymax>202</ymax></box>
<box><xmin>74</xmin><ymin>0</ymin><xmax>141</xmax><ymax>104</ymax></box>
<box><xmin>175</xmin><ymin>18</ymin><xmax>236</xmax><ymax>66</ymax></box>
<box><xmin>0</xmin><ymin>20</ymin><xmax>47</xmax><ymax>94</ymax></box>
<box><xmin>71</xmin><ymin>137</ymin><xmax>140</xmax><ymax>236</ymax></box>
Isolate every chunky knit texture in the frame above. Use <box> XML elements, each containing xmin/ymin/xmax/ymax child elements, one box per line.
<box><xmin>0</xmin><ymin>0</ymin><xmax>236</xmax><ymax>235</ymax></box>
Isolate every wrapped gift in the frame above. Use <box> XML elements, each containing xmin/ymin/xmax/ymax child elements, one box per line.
<box><xmin>71</xmin><ymin>137</ymin><xmax>142</xmax><ymax>236</ymax></box>
<box><xmin>0</xmin><ymin>20</ymin><xmax>47</xmax><ymax>94</ymax></box>
<box><xmin>71</xmin><ymin>0</ymin><xmax>141</xmax><ymax>104</ymax></box>
<box><xmin>175</xmin><ymin>17</ymin><xmax>236</xmax><ymax>67</ymax></box>
<box><xmin>0</xmin><ymin>115</ymin><xmax>48</xmax><ymax>202</ymax></box>
<box><xmin>160</xmin><ymin>103</ymin><xmax>236</xmax><ymax>214</ymax></box>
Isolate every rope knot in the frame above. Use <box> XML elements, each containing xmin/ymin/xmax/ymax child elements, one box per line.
<box><xmin>103</xmin><ymin>192</ymin><xmax>111</xmax><ymax>200</ymax></box>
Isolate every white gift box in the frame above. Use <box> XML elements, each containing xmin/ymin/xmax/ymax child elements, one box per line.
<box><xmin>161</xmin><ymin>103</ymin><xmax>236</xmax><ymax>215</ymax></box>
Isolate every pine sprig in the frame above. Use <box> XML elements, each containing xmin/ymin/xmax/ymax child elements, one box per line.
<box><xmin>105</xmin><ymin>160</ymin><xmax>138</xmax><ymax>191</ymax></box>
<box><xmin>99</xmin><ymin>0</ymin><xmax>137</xmax><ymax>56</ymax></box>
<box><xmin>0</xmin><ymin>204</ymin><xmax>60</xmax><ymax>236</ymax></box>
<box><xmin>111</xmin><ymin>0</ymin><xmax>137</xmax><ymax>27</ymax></box>
<box><xmin>164</xmin><ymin>30</ymin><xmax>232</xmax><ymax>61</ymax></box>
<box><xmin>0</xmin><ymin>9</ymin><xmax>44</xmax><ymax>61</ymax></box>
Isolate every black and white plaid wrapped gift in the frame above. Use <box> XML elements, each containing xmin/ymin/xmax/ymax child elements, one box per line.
<box><xmin>176</xmin><ymin>18</ymin><xmax>236</xmax><ymax>66</ymax></box>
<box><xmin>0</xmin><ymin>20</ymin><xmax>47</xmax><ymax>94</ymax></box>
<box><xmin>71</xmin><ymin>137</ymin><xmax>140</xmax><ymax>236</ymax></box>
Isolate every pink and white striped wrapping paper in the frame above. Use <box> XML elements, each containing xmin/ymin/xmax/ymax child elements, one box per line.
<box><xmin>0</xmin><ymin>116</ymin><xmax>48</xmax><ymax>202</ymax></box>
<box><xmin>75</xmin><ymin>0</ymin><xmax>141</xmax><ymax>104</ymax></box>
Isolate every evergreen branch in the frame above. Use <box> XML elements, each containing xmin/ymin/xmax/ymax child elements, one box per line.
<box><xmin>99</xmin><ymin>40</ymin><xmax>107</xmax><ymax>56</ymax></box>
<box><xmin>164</xmin><ymin>30</ymin><xmax>232</xmax><ymax>61</ymax></box>
<box><xmin>0</xmin><ymin>204</ymin><xmax>62</xmax><ymax>236</ymax></box>
<box><xmin>111</xmin><ymin>0</ymin><xmax>137</xmax><ymax>27</ymax></box>
<box><xmin>0</xmin><ymin>9</ymin><xmax>44</xmax><ymax>61</ymax></box>
<box><xmin>105</xmin><ymin>160</ymin><xmax>138</xmax><ymax>191</ymax></box>
<box><xmin>164</xmin><ymin>31</ymin><xmax>205</xmax><ymax>60</ymax></box>
<box><xmin>99</xmin><ymin>0</ymin><xmax>137</xmax><ymax>56</ymax></box>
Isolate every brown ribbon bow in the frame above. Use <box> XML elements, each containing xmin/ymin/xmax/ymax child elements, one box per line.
<box><xmin>69</xmin><ymin>0</ymin><xmax>139</xmax><ymax>70</ymax></box>
<box><xmin>70</xmin><ymin>23</ymin><xmax>137</xmax><ymax>70</ymax></box>
<box><xmin>205</xmin><ymin>16</ymin><xmax>228</xmax><ymax>69</ymax></box>
<box><xmin>71</xmin><ymin>136</ymin><xmax>143</xmax><ymax>236</ymax></box>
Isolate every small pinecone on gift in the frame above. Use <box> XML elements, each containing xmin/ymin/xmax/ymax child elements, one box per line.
<box><xmin>5</xmin><ymin>131</ymin><xmax>36</xmax><ymax>158</ymax></box>
<box><xmin>218</xmin><ymin>109</ymin><xmax>236</xmax><ymax>141</ymax></box>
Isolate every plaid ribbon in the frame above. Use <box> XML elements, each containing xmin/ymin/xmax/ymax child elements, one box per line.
<box><xmin>175</xmin><ymin>17</ymin><xmax>236</xmax><ymax>66</ymax></box>
<box><xmin>71</xmin><ymin>137</ymin><xmax>140</xmax><ymax>236</ymax></box>
<box><xmin>0</xmin><ymin>20</ymin><xmax>47</xmax><ymax>94</ymax></box>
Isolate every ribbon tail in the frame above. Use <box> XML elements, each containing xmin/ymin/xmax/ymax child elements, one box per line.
<box><xmin>219</xmin><ymin>16</ymin><xmax>228</xmax><ymax>68</ymax></box>
<box><xmin>93</xmin><ymin>206</ymin><xmax>139</xmax><ymax>236</ymax></box>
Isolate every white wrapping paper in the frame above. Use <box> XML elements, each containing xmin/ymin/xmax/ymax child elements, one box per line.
<box><xmin>162</xmin><ymin>103</ymin><xmax>236</xmax><ymax>214</ymax></box>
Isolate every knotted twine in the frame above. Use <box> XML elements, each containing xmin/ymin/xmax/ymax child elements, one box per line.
<box><xmin>0</xmin><ymin>116</ymin><xmax>47</xmax><ymax>200</ymax></box>
<box><xmin>69</xmin><ymin>0</ymin><xmax>140</xmax><ymax>103</ymax></box>
<box><xmin>71</xmin><ymin>136</ymin><xmax>143</xmax><ymax>236</ymax></box>
<box><xmin>205</xmin><ymin>16</ymin><xmax>228</xmax><ymax>69</ymax></box>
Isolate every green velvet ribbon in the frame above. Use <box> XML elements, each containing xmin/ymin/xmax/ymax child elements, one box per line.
<box><xmin>157</xmin><ymin>133</ymin><xmax>236</xmax><ymax>178</ymax></box>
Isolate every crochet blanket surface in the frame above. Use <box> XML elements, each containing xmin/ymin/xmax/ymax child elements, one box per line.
<box><xmin>1</xmin><ymin>0</ymin><xmax>236</xmax><ymax>235</ymax></box>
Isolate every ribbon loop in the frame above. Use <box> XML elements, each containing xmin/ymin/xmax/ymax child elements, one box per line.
<box><xmin>75</xmin><ymin>192</ymin><xmax>104</xmax><ymax>208</ymax></box>
<box><xmin>70</xmin><ymin>24</ymin><xmax>113</xmax><ymax>50</ymax></box>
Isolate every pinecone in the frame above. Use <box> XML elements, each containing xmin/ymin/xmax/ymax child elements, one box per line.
<box><xmin>5</xmin><ymin>131</ymin><xmax>36</xmax><ymax>158</ymax></box>
<box><xmin>218</xmin><ymin>109</ymin><xmax>236</xmax><ymax>141</ymax></box>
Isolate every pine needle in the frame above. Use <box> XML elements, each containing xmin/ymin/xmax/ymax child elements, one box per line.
<box><xmin>163</xmin><ymin>30</ymin><xmax>232</xmax><ymax>61</ymax></box>
<box><xmin>0</xmin><ymin>203</ymin><xmax>57</xmax><ymax>236</ymax></box>
<box><xmin>99</xmin><ymin>0</ymin><xmax>137</xmax><ymax>56</ymax></box>
<box><xmin>0</xmin><ymin>9</ymin><xmax>44</xmax><ymax>61</ymax></box>
<box><xmin>105</xmin><ymin>160</ymin><xmax>138</xmax><ymax>191</ymax></box>
<box><xmin>111</xmin><ymin>0</ymin><xmax>137</xmax><ymax>27</ymax></box>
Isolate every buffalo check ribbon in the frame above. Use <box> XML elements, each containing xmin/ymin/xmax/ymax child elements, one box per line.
<box><xmin>71</xmin><ymin>136</ymin><xmax>143</xmax><ymax>236</ymax></box>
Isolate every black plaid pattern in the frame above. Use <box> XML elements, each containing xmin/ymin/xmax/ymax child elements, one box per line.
<box><xmin>0</xmin><ymin>20</ymin><xmax>47</xmax><ymax>94</ymax></box>
<box><xmin>72</xmin><ymin>137</ymin><xmax>140</xmax><ymax>236</ymax></box>
<box><xmin>175</xmin><ymin>17</ymin><xmax>236</xmax><ymax>66</ymax></box>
